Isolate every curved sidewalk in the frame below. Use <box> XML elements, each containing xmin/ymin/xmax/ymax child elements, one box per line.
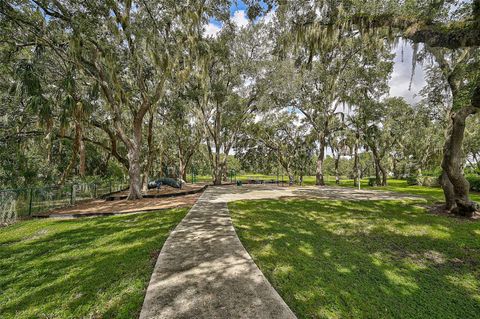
<box><xmin>139</xmin><ymin>186</ymin><xmax>297</xmax><ymax>319</ymax></box>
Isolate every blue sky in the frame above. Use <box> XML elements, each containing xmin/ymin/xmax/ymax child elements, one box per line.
<box><xmin>230</xmin><ymin>0</ymin><xmax>248</xmax><ymax>12</ymax></box>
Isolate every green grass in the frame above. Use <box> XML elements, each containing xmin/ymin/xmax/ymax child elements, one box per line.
<box><xmin>230</xmin><ymin>199</ymin><xmax>480</xmax><ymax>319</ymax></box>
<box><xmin>0</xmin><ymin>209</ymin><xmax>187</xmax><ymax>319</ymax></box>
<box><xmin>324</xmin><ymin>178</ymin><xmax>480</xmax><ymax>203</ymax></box>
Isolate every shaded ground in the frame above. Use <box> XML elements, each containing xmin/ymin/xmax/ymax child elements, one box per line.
<box><xmin>36</xmin><ymin>193</ymin><xmax>202</xmax><ymax>217</ymax></box>
<box><xmin>0</xmin><ymin>208</ymin><xmax>188</xmax><ymax>319</ymax></box>
<box><xmin>230</xmin><ymin>198</ymin><xmax>480</xmax><ymax>318</ymax></box>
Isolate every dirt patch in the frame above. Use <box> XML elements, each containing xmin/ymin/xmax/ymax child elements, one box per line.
<box><xmin>112</xmin><ymin>183</ymin><xmax>207</xmax><ymax>198</ymax></box>
<box><xmin>35</xmin><ymin>192</ymin><xmax>202</xmax><ymax>217</ymax></box>
<box><xmin>427</xmin><ymin>203</ymin><xmax>480</xmax><ymax>220</ymax></box>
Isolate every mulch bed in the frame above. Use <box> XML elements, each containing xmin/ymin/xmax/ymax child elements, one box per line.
<box><xmin>427</xmin><ymin>203</ymin><xmax>480</xmax><ymax>220</ymax></box>
<box><xmin>34</xmin><ymin>192</ymin><xmax>204</xmax><ymax>218</ymax></box>
<box><xmin>105</xmin><ymin>183</ymin><xmax>208</xmax><ymax>201</ymax></box>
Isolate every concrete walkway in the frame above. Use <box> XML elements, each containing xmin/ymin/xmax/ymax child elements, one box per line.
<box><xmin>140</xmin><ymin>185</ymin><xmax>420</xmax><ymax>319</ymax></box>
<box><xmin>140</xmin><ymin>185</ymin><xmax>297</xmax><ymax>319</ymax></box>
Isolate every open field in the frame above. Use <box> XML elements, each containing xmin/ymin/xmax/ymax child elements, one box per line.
<box><xmin>0</xmin><ymin>208</ymin><xmax>187</xmax><ymax>318</ymax></box>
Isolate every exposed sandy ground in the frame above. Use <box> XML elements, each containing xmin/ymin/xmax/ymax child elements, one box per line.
<box><xmin>35</xmin><ymin>193</ymin><xmax>202</xmax><ymax>217</ymax></box>
<box><xmin>112</xmin><ymin>183</ymin><xmax>207</xmax><ymax>197</ymax></box>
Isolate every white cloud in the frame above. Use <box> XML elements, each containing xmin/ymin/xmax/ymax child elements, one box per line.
<box><xmin>231</xmin><ymin>10</ymin><xmax>249</xmax><ymax>29</ymax></box>
<box><xmin>389</xmin><ymin>42</ymin><xmax>426</xmax><ymax>104</ymax></box>
<box><xmin>262</xmin><ymin>10</ymin><xmax>276</xmax><ymax>24</ymax></box>
<box><xmin>204</xmin><ymin>22</ymin><xmax>222</xmax><ymax>37</ymax></box>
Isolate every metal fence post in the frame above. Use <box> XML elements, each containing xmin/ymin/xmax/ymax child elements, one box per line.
<box><xmin>28</xmin><ymin>188</ymin><xmax>33</xmax><ymax>216</ymax></box>
<box><xmin>93</xmin><ymin>183</ymin><xmax>97</xmax><ymax>198</ymax></box>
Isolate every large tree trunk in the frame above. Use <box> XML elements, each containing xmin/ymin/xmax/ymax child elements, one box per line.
<box><xmin>178</xmin><ymin>157</ymin><xmax>186</xmax><ymax>182</ymax></box>
<box><xmin>353</xmin><ymin>144</ymin><xmax>359</xmax><ymax>187</ymax></box>
<box><xmin>212</xmin><ymin>150</ymin><xmax>222</xmax><ymax>185</ymax></box>
<box><xmin>127</xmin><ymin>143</ymin><xmax>142</xmax><ymax>199</ymax></box>
<box><xmin>127</xmin><ymin>144</ymin><xmax>143</xmax><ymax>200</ymax></box>
<box><xmin>316</xmin><ymin>133</ymin><xmax>326</xmax><ymax>186</ymax></box>
<box><xmin>213</xmin><ymin>167</ymin><xmax>222</xmax><ymax>185</ymax></box>
<box><xmin>334</xmin><ymin>152</ymin><xmax>340</xmax><ymax>185</ymax></box>
<box><xmin>127</xmin><ymin>120</ymin><xmax>143</xmax><ymax>200</ymax></box>
<box><xmin>373</xmin><ymin>156</ymin><xmax>381</xmax><ymax>186</ymax></box>
<box><xmin>392</xmin><ymin>156</ymin><xmax>400</xmax><ymax>179</ymax></box>
<box><xmin>371</xmin><ymin>145</ymin><xmax>387</xmax><ymax>186</ymax></box>
<box><xmin>142</xmin><ymin>111</ymin><xmax>155</xmax><ymax>192</ymax></box>
<box><xmin>380</xmin><ymin>165</ymin><xmax>387</xmax><ymax>186</ymax></box>
<box><xmin>179</xmin><ymin>152</ymin><xmax>194</xmax><ymax>182</ymax></box>
<box><xmin>222</xmin><ymin>162</ymin><xmax>229</xmax><ymax>182</ymax></box>
<box><xmin>441</xmin><ymin>107</ymin><xmax>479</xmax><ymax>217</ymax></box>
<box><xmin>440</xmin><ymin>171</ymin><xmax>456</xmax><ymax>210</ymax></box>
<box><xmin>288</xmin><ymin>173</ymin><xmax>294</xmax><ymax>185</ymax></box>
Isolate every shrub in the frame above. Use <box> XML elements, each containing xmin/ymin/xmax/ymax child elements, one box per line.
<box><xmin>422</xmin><ymin>168</ymin><xmax>443</xmax><ymax>177</ymax></box>
<box><xmin>466</xmin><ymin>174</ymin><xmax>480</xmax><ymax>192</ymax></box>
<box><xmin>406</xmin><ymin>175</ymin><xmax>418</xmax><ymax>185</ymax></box>
<box><xmin>419</xmin><ymin>176</ymin><xmax>440</xmax><ymax>187</ymax></box>
<box><xmin>368</xmin><ymin>177</ymin><xmax>377</xmax><ymax>186</ymax></box>
<box><xmin>406</xmin><ymin>175</ymin><xmax>440</xmax><ymax>187</ymax></box>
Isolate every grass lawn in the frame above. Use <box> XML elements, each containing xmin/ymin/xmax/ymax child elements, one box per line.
<box><xmin>0</xmin><ymin>208</ymin><xmax>187</xmax><ymax>319</ymax></box>
<box><xmin>325</xmin><ymin>178</ymin><xmax>480</xmax><ymax>203</ymax></box>
<box><xmin>230</xmin><ymin>199</ymin><xmax>480</xmax><ymax>319</ymax></box>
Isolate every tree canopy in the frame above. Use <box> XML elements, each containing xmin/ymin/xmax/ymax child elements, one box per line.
<box><xmin>1</xmin><ymin>0</ymin><xmax>479</xmax><ymax>215</ymax></box>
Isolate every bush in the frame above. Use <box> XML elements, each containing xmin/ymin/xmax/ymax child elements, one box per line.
<box><xmin>406</xmin><ymin>175</ymin><xmax>418</xmax><ymax>185</ymax></box>
<box><xmin>419</xmin><ymin>176</ymin><xmax>440</xmax><ymax>187</ymax></box>
<box><xmin>466</xmin><ymin>174</ymin><xmax>480</xmax><ymax>192</ymax></box>
<box><xmin>406</xmin><ymin>175</ymin><xmax>440</xmax><ymax>187</ymax></box>
<box><xmin>368</xmin><ymin>177</ymin><xmax>377</xmax><ymax>186</ymax></box>
<box><xmin>407</xmin><ymin>174</ymin><xmax>480</xmax><ymax>191</ymax></box>
<box><xmin>421</xmin><ymin>168</ymin><xmax>443</xmax><ymax>177</ymax></box>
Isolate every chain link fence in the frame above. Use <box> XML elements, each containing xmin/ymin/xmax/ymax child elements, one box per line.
<box><xmin>0</xmin><ymin>180</ymin><xmax>128</xmax><ymax>224</ymax></box>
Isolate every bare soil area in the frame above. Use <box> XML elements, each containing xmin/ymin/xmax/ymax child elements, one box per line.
<box><xmin>35</xmin><ymin>192</ymin><xmax>202</xmax><ymax>217</ymax></box>
<box><xmin>113</xmin><ymin>183</ymin><xmax>207</xmax><ymax>197</ymax></box>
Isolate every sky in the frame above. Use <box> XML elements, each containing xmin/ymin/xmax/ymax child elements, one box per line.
<box><xmin>205</xmin><ymin>1</ymin><xmax>427</xmax><ymax>106</ymax></box>
<box><xmin>389</xmin><ymin>43</ymin><xmax>426</xmax><ymax>104</ymax></box>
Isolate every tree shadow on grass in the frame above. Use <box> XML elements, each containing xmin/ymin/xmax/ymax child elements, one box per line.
<box><xmin>0</xmin><ymin>209</ymin><xmax>187</xmax><ymax>319</ymax></box>
<box><xmin>230</xmin><ymin>199</ymin><xmax>480</xmax><ymax>319</ymax></box>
